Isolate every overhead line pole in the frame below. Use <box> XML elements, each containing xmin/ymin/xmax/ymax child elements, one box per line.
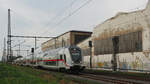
<box><xmin>7</xmin><ymin>9</ymin><xmax>12</xmax><ymax>62</ymax></box>
<box><xmin>35</xmin><ymin>37</ymin><xmax>36</xmax><ymax>50</ymax></box>
<box><xmin>2</xmin><ymin>38</ymin><xmax>7</xmax><ymax>62</ymax></box>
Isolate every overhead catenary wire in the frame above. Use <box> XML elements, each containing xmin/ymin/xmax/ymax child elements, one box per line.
<box><xmin>44</xmin><ymin>0</ymin><xmax>77</xmax><ymax>26</ymax></box>
<box><xmin>41</xmin><ymin>0</ymin><xmax>78</xmax><ymax>35</ymax></box>
<box><xmin>41</xmin><ymin>0</ymin><xmax>93</xmax><ymax>35</ymax></box>
<box><xmin>54</xmin><ymin>0</ymin><xmax>93</xmax><ymax>26</ymax></box>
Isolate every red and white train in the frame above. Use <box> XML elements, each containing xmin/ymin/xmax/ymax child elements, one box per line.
<box><xmin>14</xmin><ymin>46</ymin><xmax>85</xmax><ymax>72</ymax></box>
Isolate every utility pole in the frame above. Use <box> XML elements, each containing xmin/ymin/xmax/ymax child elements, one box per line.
<box><xmin>18</xmin><ymin>40</ymin><xmax>21</xmax><ymax>56</ymax></box>
<box><xmin>112</xmin><ymin>36</ymin><xmax>119</xmax><ymax>71</ymax></box>
<box><xmin>89</xmin><ymin>41</ymin><xmax>92</xmax><ymax>68</ymax></box>
<box><xmin>35</xmin><ymin>37</ymin><xmax>37</xmax><ymax>50</ymax></box>
<box><xmin>54</xmin><ymin>37</ymin><xmax>57</xmax><ymax>49</ymax></box>
<box><xmin>25</xmin><ymin>50</ymin><xmax>29</xmax><ymax>64</ymax></box>
<box><xmin>2</xmin><ymin>38</ymin><xmax>7</xmax><ymax>62</ymax></box>
<box><xmin>7</xmin><ymin>9</ymin><xmax>12</xmax><ymax>62</ymax></box>
<box><xmin>31</xmin><ymin>48</ymin><xmax>34</xmax><ymax>65</ymax></box>
<box><xmin>26</xmin><ymin>50</ymin><xmax>29</xmax><ymax>59</ymax></box>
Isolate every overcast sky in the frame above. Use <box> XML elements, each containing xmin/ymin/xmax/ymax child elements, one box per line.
<box><xmin>0</xmin><ymin>0</ymin><xmax>148</xmax><ymax>60</ymax></box>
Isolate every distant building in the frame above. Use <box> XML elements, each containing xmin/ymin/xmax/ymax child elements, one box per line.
<box><xmin>41</xmin><ymin>30</ymin><xmax>92</xmax><ymax>52</ymax></box>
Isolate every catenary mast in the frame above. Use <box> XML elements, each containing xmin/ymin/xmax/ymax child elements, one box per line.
<box><xmin>7</xmin><ymin>9</ymin><xmax>12</xmax><ymax>62</ymax></box>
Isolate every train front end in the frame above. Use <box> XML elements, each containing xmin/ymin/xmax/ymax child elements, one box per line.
<box><xmin>68</xmin><ymin>46</ymin><xmax>85</xmax><ymax>72</ymax></box>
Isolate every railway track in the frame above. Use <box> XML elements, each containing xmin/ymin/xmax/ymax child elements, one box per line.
<box><xmin>77</xmin><ymin>73</ymin><xmax>150</xmax><ymax>84</ymax></box>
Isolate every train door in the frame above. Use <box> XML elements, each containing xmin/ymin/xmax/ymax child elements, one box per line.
<box><xmin>58</xmin><ymin>54</ymin><xmax>67</xmax><ymax>67</ymax></box>
<box><xmin>56</xmin><ymin>53</ymin><xmax>59</xmax><ymax>67</ymax></box>
<box><xmin>58</xmin><ymin>54</ymin><xmax>63</xmax><ymax>67</ymax></box>
<box><xmin>63</xmin><ymin>54</ymin><xmax>67</xmax><ymax>65</ymax></box>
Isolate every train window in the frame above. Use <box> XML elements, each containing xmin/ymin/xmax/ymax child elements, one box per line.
<box><xmin>69</xmin><ymin>48</ymin><xmax>82</xmax><ymax>63</ymax></box>
<box><xmin>64</xmin><ymin>54</ymin><xmax>66</xmax><ymax>62</ymax></box>
<box><xmin>60</xmin><ymin>55</ymin><xmax>62</xmax><ymax>60</ymax></box>
<box><xmin>45</xmin><ymin>61</ymin><xmax>56</xmax><ymax>66</ymax></box>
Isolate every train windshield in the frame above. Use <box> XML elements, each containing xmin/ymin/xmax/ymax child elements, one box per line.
<box><xmin>69</xmin><ymin>47</ymin><xmax>82</xmax><ymax>63</ymax></box>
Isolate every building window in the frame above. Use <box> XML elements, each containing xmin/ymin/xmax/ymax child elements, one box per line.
<box><xmin>94</xmin><ymin>31</ymin><xmax>142</xmax><ymax>55</ymax></box>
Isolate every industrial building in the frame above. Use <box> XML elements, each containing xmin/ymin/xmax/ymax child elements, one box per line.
<box><xmin>41</xmin><ymin>30</ymin><xmax>92</xmax><ymax>52</ymax></box>
<box><xmin>78</xmin><ymin>0</ymin><xmax>150</xmax><ymax>72</ymax></box>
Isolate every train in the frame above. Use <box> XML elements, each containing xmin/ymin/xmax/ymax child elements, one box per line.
<box><xmin>14</xmin><ymin>46</ymin><xmax>85</xmax><ymax>73</ymax></box>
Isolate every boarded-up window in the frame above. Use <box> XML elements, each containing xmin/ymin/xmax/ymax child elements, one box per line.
<box><xmin>94</xmin><ymin>38</ymin><xmax>113</xmax><ymax>55</ymax></box>
<box><xmin>94</xmin><ymin>31</ymin><xmax>142</xmax><ymax>55</ymax></box>
<box><xmin>119</xmin><ymin>31</ymin><xmax>142</xmax><ymax>53</ymax></box>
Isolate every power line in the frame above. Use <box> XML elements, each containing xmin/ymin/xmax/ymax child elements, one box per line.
<box><xmin>41</xmin><ymin>0</ymin><xmax>93</xmax><ymax>35</ymax></box>
<box><xmin>10</xmin><ymin>35</ymin><xmax>55</xmax><ymax>38</ymax></box>
<box><xmin>49</xmin><ymin>0</ymin><xmax>77</xmax><ymax>23</ymax></box>
<box><xmin>41</xmin><ymin>0</ymin><xmax>78</xmax><ymax>35</ymax></box>
<box><xmin>54</xmin><ymin>0</ymin><xmax>93</xmax><ymax>26</ymax></box>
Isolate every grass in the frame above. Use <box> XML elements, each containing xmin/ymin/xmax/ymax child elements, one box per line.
<box><xmin>0</xmin><ymin>63</ymin><xmax>74</xmax><ymax>84</ymax></box>
<box><xmin>0</xmin><ymin>63</ymin><xmax>104</xmax><ymax>84</ymax></box>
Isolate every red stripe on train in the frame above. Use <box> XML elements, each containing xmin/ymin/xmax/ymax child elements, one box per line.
<box><xmin>24</xmin><ymin>59</ymin><xmax>70</xmax><ymax>67</ymax></box>
<box><xmin>41</xmin><ymin>59</ymin><xmax>69</xmax><ymax>67</ymax></box>
<box><xmin>43</xmin><ymin>59</ymin><xmax>64</xmax><ymax>62</ymax></box>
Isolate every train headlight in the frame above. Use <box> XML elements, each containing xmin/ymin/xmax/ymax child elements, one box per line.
<box><xmin>71</xmin><ymin>61</ymin><xmax>74</xmax><ymax>64</ymax></box>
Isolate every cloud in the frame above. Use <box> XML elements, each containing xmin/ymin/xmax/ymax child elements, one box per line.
<box><xmin>0</xmin><ymin>0</ymin><xmax>56</xmax><ymax>36</ymax></box>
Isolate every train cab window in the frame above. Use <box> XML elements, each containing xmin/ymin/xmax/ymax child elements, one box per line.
<box><xmin>60</xmin><ymin>55</ymin><xmax>63</xmax><ymax>60</ymax></box>
<box><xmin>64</xmin><ymin>54</ymin><xmax>66</xmax><ymax>62</ymax></box>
